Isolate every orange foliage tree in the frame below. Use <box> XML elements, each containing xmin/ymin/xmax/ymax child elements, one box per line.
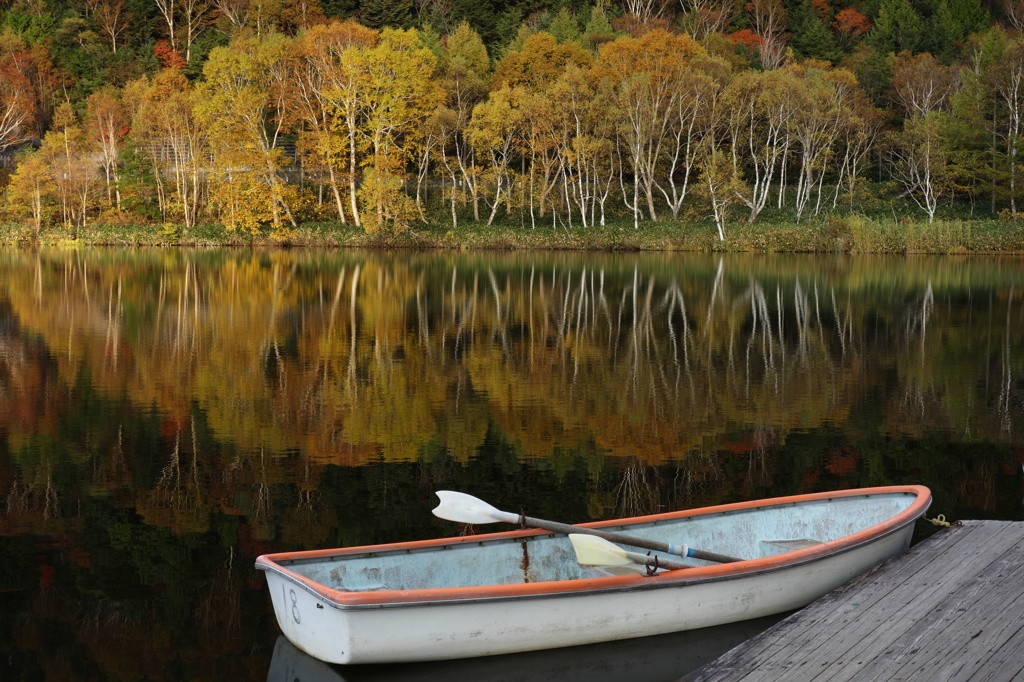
<box><xmin>833</xmin><ymin>7</ymin><xmax>871</xmax><ymax>50</ymax></box>
<box><xmin>0</xmin><ymin>31</ymin><xmax>37</xmax><ymax>154</ymax></box>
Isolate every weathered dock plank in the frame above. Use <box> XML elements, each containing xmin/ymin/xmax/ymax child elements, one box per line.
<box><xmin>686</xmin><ymin>521</ymin><xmax>1024</xmax><ymax>682</ymax></box>
<box><xmin>730</xmin><ymin>522</ymin><xmax>1009</xmax><ymax>679</ymax></box>
<box><xmin>698</xmin><ymin>522</ymin><xmax>1016</xmax><ymax>682</ymax></box>
<box><xmin>848</xmin><ymin>535</ymin><xmax>1024</xmax><ymax>682</ymax></box>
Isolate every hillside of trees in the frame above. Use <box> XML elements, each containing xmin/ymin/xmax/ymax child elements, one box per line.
<box><xmin>1</xmin><ymin>0</ymin><xmax>1023</xmax><ymax>240</ymax></box>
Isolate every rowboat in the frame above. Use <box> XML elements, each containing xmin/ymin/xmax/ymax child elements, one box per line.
<box><xmin>267</xmin><ymin>615</ymin><xmax>783</xmax><ymax>681</ymax></box>
<box><xmin>256</xmin><ymin>485</ymin><xmax>931</xmax><ymax>665</ymax></box>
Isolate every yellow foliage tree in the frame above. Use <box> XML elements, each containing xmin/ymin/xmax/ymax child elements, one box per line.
<box><xmin>285</xmin><ymin>20</ymin><xmax>377</xmax><ymax>224</ymax></box>
<box><xmin>431</xmin><ymin>22</ymin><xmax>490</xmax><ymax>222</ymax></box>
<box><xmin>467</xmin><ymin>85</ymin><xmax>519</xmax><ymax>226</ymax></box>
<box><xmin>46</xmin><ymin>103</ymin><xmax>96</xmax><ymax>229</ymax></box>
<box><xmin>125</xmin><ymin>70</ymin><xmax>206</xmax><ymax>228</ymax></box>
<box><xmin>195</xmin><ymin>34</ymin><xmax>298</xmax><ymax>237</ymax></box>
<box><xmin>491</xmin><ymin>30</ymin><xmax>595</xmax><ymax>225</ymax></box>
<box><xmin>348</xmin><ymin>28</ymin><xmax>442</xmax><ymax>233</ymax></box>
<box><xmin>5</xmin><ymin>149</ymin><xmax>52</xmax><ymax>236</ymax></box>
<box><xmin>86</xmin><ymin>86</ymin><xmax>127</xmax><ymax>213</ymax></box>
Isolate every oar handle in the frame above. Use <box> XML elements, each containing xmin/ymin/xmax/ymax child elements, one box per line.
<box><xmin>690</xmin><ymin>548</ymin><xmax>743</xmax><ymax>564</ymax></box>
<box><xmin>621</xmin><ymin>549</ymin><xmax>691</xmax><ymax>572</ymax></box>
<box><xmin>523</xmin><ymin>516</ymin><xmax>741</xmax><ymax>563</ymax></box>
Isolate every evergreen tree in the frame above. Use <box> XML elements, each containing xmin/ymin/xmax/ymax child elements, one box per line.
<box><xmin>944</xmin><ymin>29</ymin><xmax>1005</xmax><ymax>211</ymax></box>
<box><xmin>549</xmin><ymin>7</ymin><xmax>581</xmax><ymax>43</ymax></box>
<box><xmin>453</xmin><ymin>0</ymin><xmax>500</xmax><ymax>35</ymax></box>
<box><xmin>868</xmin><ymin>0</ymin><xmax>927</xmax><ymax>54</ymax></box>
<box><xmin>932</xmin><ymin>0</ymin><xmax>988</xmax><ymax>52</ymax></box>
<box><xmin>586</xmin><ymin>1</ymin><xmax>614</xmax><ymax>36</ymax></box>
<box><xmin>848</xmin><ymin>44</ymin><xmax>896</xmax><ymax>107</ymax></box>
<box><xmin>583</xmin><ymin>0</ymin><xmax>615</xmax><ymax>50</ymax></box>
<box><xmin>361</xmin><ymin>0</ymin><xmax>414</xmax><ymax>29</ymax></box>
<box><xmin>494</xmin><ymin>8</ymin><xmax>526</xmax><ymax>51</ymax></box>
<box><xmin>788</xmin><ymin>0</ymin><xmax>842</xmax><ymax>63</ymax></box>
<box><xmin>319</xmin><ymin>0</ymin><xmax>361</xmax><ymax>19</ymax></box>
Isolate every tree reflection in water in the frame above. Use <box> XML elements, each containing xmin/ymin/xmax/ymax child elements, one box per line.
<box><xmin>0</xmin><ymin>249</ymin><xmax>1021</xmax><ymax>679</ymax></box>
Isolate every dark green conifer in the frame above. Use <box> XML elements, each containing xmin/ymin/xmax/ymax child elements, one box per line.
<box><xmin>788</xmin><ymin>0</ymin><xmax>842</xmax><ymax>63</ymax></box>
<box><xmin>360</xmin><ymin>0</ymin><xmax>414</xmax><ymax>29</ymax></box>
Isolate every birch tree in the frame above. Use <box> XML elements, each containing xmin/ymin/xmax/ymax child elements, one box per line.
<box><xmin>153</xmin><ymin>0</ymin><xmax>178</xmax><ymax>54</ymax></box>
<box><xmin>430</xmin><ymin>106</ymin><xmax>466</xmax><ymax>227</ymax></box>
<box><xmin>726</xmin><ymin>67</ymin><xmax>800</xmax><ymax>223</ymax></box>
<box><xmin>6</xmin><ymin>149</ymin><xmax>51</xmax><ymax>235</ymax></box>
<box><xmin>436</xmin><ymin>22</ymin><xmax>490</xmax><ymax>223</ymax></box>
<box><xmin>660</xmin><ymin>52</ymin><xmax>731</xmax><ymax>220</ymax></box>
<box><xmin>494</xmin><ymin>31</ymin><xmax>591</xmax><ymax>225</ymax></box>
<box><xmin>680</xmin><ymin>0</ymin><xmax>737</xmax><ymax>39</ymax></box>
<box><xmin>747</xmin><ymin>0</ymin><xmax>789</xmax><ymax>69</ymax></box>
<box><xmin>890</xmin><ymin>114</ymin><xmax>945</xmax><ymax>222</ymax></box>
<box><xmin>992</xmin><ymin>38</ymin><xmax>1024</xmax><ymax>216</ymax></box>
<box><xmin>788</xmin><ymin>63</ymin><xmax>854</xmax><ymax>222</ymax></box>
<box><xmin>86</xmin><ymin>86</ymin><xmax>127</xmax><ymax>212</ymax></box>
<box><xmin>831</xmin><ymin>93</ymin><xmax>881</xmax><ymax>211</ymax></box>
<box><xmin>468</xmin><ymin>85</ymin><xmax>518</xmax><ymax>226</ymax></box>
<box><xmin>285</xmin><ymin>21</ymin><xmax>377</xmax><ymax>224</ymax></box>
<box><xmin>320</xmin><ymin>31</ymin><xmax>376</xmax><ymax>228</ymax></box>
<box><xmin>1006</xmin><ymin>0</ymin><xmax>1024</xmax><ymax>31</ymax></box>
<box><xmin>701</xmin><ymin>147</ymin><xmax>741</xmax><ymax>240</ymax></box>
<box><xmin>893</xmin><ymin>52</ymin><xmax>954</xmax><ymax>120</ymax></box>
<box><xmin>517</xmin><ymin>87</ymin><xmax>562</xmax><ymax>225</ymax></box>
<box><xmin>129</xmin><ymin>70</ymin><xmax>207</xmax><ymax>228</ymax></box>
<box><xmin>47</xmin><ymin>103</ymin><xmax>95</xmax><ymax>228</ymax></box>
<box><xmin>181</xmin><ymin>0</ymin><xmax>213</xmax><ymax>63</ymax></box>
<box><xmin>154</xmin><ymin>0</ymin><xmax>212</xmax><ymax>63</ymax></box>
<box><xmin>214</xmin><ymin>0</ymin><xmax>250</xmax><ymax>30</ymax></box>
<box><xmin>596</xmin><ymin>30</ymin><xmax>702</xmax><ymax>226</ymax></box>
<box><xmin>890</xmin><ymin>52</ymin><xmax>954</xmax><ymax>223</ymax></box>
<box><xmin>349</xmin><ymin>28</ymin><xmax>442</xmax><ymax>232</ymax></box>
<box><xmin>547</xmin><ymin>64</ymin><xmax>615</xmax><ymax>228</ymax></box>
<box><xmin>94</xmin><ymin>0</ymin><xmax>129</xmax><ymax>54</ymax></box>
<box><xmin>195</xmin><ymin>34</ymin><xmax>296</xmax><ymax>234</ymax></box>
<box><xmin>623</xmin><ymin>0</ymin><xmax>669</xmax><ymax>23</ymax></box>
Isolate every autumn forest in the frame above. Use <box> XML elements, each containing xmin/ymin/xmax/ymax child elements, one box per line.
<box><xmin>2</xmin><ymin>0</ymin><xmax>1024</xmax><ymax>242</ymax></box>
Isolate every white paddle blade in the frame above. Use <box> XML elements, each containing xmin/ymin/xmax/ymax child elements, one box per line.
<box><xmin>568</xmin><ymin>533</ymin><xmax>635</xmax><ymax>567</ymax></box>
<box><xmin>432</xmin><ymin>491</ymin><xmax>519</xmax><ymax>525</ymax></box>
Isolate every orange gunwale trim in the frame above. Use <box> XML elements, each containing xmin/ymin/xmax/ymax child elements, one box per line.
<box><xmin>255</xmin><ymin>485</ymin><xmax>931</xmax><ymax>608</ymax></box>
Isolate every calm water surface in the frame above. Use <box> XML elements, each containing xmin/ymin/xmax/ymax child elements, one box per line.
<box><xmin>0</xmin><ymin>249</ymin><xmax>1021</xmax><ymax>680</ymax></box>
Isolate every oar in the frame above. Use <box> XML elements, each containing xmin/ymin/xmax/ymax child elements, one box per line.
<box><xmin>568</xmin><ymin>533</ymin><xmax>690</xmax><ymax>572</ymax></box>
<box><xmin>432</xmin><ymin>491</ymin><xmax>741</xmax><ymax>563</ymax></box>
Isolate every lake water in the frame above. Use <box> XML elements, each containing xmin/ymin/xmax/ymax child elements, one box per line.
<box><xmin>0</xmin><ymin>249</ymin><xmax>1021</xmax><ymax>680</ymax></box>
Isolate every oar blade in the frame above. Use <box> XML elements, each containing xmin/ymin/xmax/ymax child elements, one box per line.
<box><xmin>432</xmin><ymin>491</ymin><xmax>519</xmax><ymax>525</ymax></box>
<box><xmin>568</xmin><ymin>533</ymin><xmax>635</xmax><ymax>567</ymax></box>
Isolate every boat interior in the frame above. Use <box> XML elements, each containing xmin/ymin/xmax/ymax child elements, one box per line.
<box><xmin>280</xmin><ymin>492</ymin><xmax>919</xmax><ymax>592</ymax></box>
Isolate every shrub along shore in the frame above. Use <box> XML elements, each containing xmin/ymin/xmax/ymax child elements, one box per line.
<box><xmin>2</xmin><ymin>215</ymin><xmax>1024</xmax><ymax>254</ymax></box>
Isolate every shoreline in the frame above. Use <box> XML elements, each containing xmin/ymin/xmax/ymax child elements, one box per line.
<box><xmin>3</xmin><ymin>216</ymin><xmax>1024</xmax><ymax>254</ymax></box>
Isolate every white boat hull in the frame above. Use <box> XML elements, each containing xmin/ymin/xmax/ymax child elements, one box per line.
<box><xmin>257</xmin><ymin>486</ymin><xmax>931</xmax><ymax>664</ymax></box>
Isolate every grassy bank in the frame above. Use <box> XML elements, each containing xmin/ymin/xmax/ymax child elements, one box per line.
<box><xmin>2</xmin><ymin>215</ymin><xmax>1024</xmax><ymax>254</ymax></box>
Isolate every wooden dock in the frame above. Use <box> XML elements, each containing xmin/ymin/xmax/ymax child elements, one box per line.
<box><xmin>686</xmin><ymin>520</ymin><xmax>1024</xmax><ymax>682</ymax></box>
